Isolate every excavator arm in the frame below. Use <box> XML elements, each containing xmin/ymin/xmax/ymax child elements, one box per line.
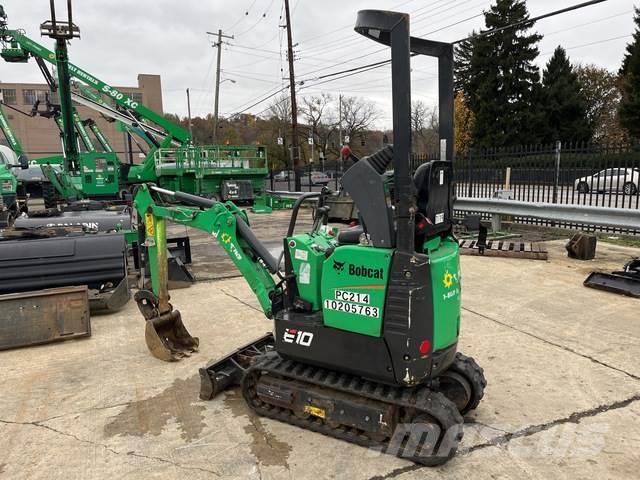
<box><xmin>133</xmin><ymin>184</ymin><xmax>280</xmax><ymax>360</ymax></box>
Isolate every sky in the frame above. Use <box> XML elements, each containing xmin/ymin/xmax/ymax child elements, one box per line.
<box><xmin>0</xmin><ymin>0</ymin><xmax>637</xmax><ymax>129</ymax></box>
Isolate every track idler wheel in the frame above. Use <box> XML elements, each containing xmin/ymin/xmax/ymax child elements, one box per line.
<box><xmin>437</xmin><ymin>352</ymin><xmax>486</xmax><ymax>415</ymax></box>
<box><xmin>134</xmin><ymin>289</ymin><xmax>199</xmax><ymax>362</ymax></box>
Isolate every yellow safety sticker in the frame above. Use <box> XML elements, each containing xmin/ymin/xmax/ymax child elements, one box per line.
<box><xmin>144</xmin><ymin>213</ymin><xmax>154</xmax><ymax>236</ymax></box>
<box><xmin>304</xmin><ymin>405</ymin><xmax>326</xmax><ymax>419</ymax></box>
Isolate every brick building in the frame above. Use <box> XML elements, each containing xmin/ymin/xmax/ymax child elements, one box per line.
<box><xmin>0</xmin><ymin>74</ymin><xmax>163</xmax><ymax>159</ymax></box>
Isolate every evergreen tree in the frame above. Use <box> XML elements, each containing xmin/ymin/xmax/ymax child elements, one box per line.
<box><xmin>619</xmin><ymin>7</ymin><xmax>640</xmax><ymax>139</ymax></box>
<box><xmin>539</xmin><ymin>46</ymin><xmax>592</xmax><ymax>144</ymax></box>
<box><xmin>466</xmin><ymin>0</ymin><xmax>543</xmax><ymax>147</ymax></box>
<box><xmin>454</xmin><ymin>33</ymin><xmax>476</xmax><ymax>96</ymax></box>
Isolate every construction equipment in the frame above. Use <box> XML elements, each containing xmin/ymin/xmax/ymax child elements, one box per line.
<box><xmin>133</xmin><ymin>10</ymin><xmax>485</xmax><ymax>465</ymax></box>
<box><xmin>584</xmin><ymin>258</ymin><xmax>640</xmax><ymax>298</ymax></box>
<box><xmin>566</xmin><ymin>232</ymin><xmax>597</xmax><ymax>260</ymax></box>
<box><xmin>0</xmin><ymin>2</ymin><xmax>268</xmax><ymax>204</ymax></box>
<box><xmin>0</xmin><ymin>285</ymin><xmax>90</xmax><ymax>350</ymax></box>
<box><xmin>0</xmin><ymin>230</ymin><xmax>130</xmax><ymax>312</ymax></box>
<box><xmin>13</xmin><ymin>202</ymin><xmax>132</xmax><ymax>232</ymax></box>
<box><xmin>0</xmin><ymin>100</ymin><xmax>29</xmax><ymax>227</ymax></box>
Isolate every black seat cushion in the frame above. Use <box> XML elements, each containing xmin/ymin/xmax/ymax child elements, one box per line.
<box><xmin>338</xmin><ymin>225</ymin><xmax>364</xmax><ymax>244</ymax></box>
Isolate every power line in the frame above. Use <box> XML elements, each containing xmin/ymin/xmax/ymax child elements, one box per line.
<box><xmin>235</xmin><ymin>0</ymin><xmax>277</xmax><ymax>37</ymax></box>
<box><xmin>298</xmin><ymin>0</ymin><xmax>480</xmax><ymax>75</ymax></box>
<box><xmin>544</xmin><ymin>10</ymin><xmax>633</xmax><ymax>38</ymax></box>
<box><xmin>540</xmin><ymin>34</ymin><xmax>633</xmax><ymax>57</ymax></box>
<box><xmin>453</xmin><ymin>0</ymin><xmax>608</xmax><ymax>44</ymax></box>
<box><xmin>297</xmin><ymin>0</ymin><xmax>614</xmax><ymax>87</ymax></box>
<box><xmin>227</xmin><ymin>0</ymin><xmax>258</xmax><ymax>31</ymax></box>
<box><xmin>220</xmin><ymin>0</ymin><xmax>617</xmax><ymax>120</ymax></box>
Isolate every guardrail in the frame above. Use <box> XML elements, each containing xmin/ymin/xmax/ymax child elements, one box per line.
<box><xmin>454</xmin><ymin>197</ymin><xmax>640</xmax><ymax>231</ymax></box>
<box><xmin>264</xmin><ymin>191</ymin><xmax>640</xmax><ymax>231</ymax></box>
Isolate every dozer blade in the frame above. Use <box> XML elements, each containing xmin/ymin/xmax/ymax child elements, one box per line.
<box><xmin>584</xmin><ymin>272</ymin><xmax>640</xmax><ymax>298</ymax></box>
<box><xmin>135</xmin><ymin>290</ymin><xmax>199</xmax><ymax>361</ymax></box>
<box><xmin>199</xmin><ymin>333</ymin><xmax>274</xmax><ymax>400</ymax></box>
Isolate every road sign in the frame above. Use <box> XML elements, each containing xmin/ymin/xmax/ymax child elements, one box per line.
<box><xmin>277</xmin><ymin>137</ymin><xmax>283</xmax><ymax>145</ymax></box>
<box><xmin>344</xmin><ymin>135</ymin><xmax>350</xmax><ymax>143</ymax></box>
<box><xmin>308</xmin><ymin>137</ymin><xmax>314</xmax><ymax>145</ymax></box>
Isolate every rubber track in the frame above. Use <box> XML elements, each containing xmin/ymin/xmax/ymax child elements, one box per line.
<box><xmin>448</xmin><ymin>352</ymin><xmax>487</xmax><ymax>414</ymax></box>
<box><xmin>242</xmin><ymin>353</ymin><xmax>464</xmax><ymax>466</ymax></box>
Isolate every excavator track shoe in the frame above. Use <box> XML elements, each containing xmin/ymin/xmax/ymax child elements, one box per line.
<box><xmin>241</xmin><ymin>353</ymin><xmax>464</xmax><ymax>466</ymax></box>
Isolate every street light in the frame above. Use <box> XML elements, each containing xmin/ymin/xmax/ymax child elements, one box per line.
<box><xmin>213</xmin><ymin>78</ymin><xmax>237</xmax><ymax>141</ymax></box>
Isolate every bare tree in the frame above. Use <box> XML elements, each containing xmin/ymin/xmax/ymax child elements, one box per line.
<box><xmin>264</xmin><ymin>94</ymin><xmax>293</xmax><ymax>169</ymax></box>
<box><xmin>267</xmin><ymin>94</ymin><xmax>291</xmax><ymax>124</ymax></box>
<box><xmin>340</xmin><ymin>96</ymin><xmax>379</xmax><ymax>147</ymax></box>
<box><xmin>411</xmin><ymin>100</ymin><xmax>439</xmax><ymax>154</ymax></box>
<box><xmin>301</xmin><ymin>94</ymin><xmax>337</xmax><ymax>165</ymax></box>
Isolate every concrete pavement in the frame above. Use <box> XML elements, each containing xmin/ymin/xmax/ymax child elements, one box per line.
<box><xmin>0</xmin><ymin>232</ymin><xmax>638</xmax><ymax>479</ymax></box>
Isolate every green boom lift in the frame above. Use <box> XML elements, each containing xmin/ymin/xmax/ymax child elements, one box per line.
<box><xmin>133</xmin><ymin>10</ymin><xmax>486</xmax><ymax>466</ymax></box>
<box><xmin>0</xmin><ymin>1</ymin><xmax>268</xmax><ymax>204</ymax></box>
<box><xmin>0</xmin><ymin>96</ymin><xmax>28</xmax><ymax>226</ymax></box>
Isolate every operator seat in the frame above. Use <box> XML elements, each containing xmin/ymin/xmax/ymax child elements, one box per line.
<box><xmin>413</xmin><ymin>160</ymin><xmax>454</xmax><ymax>246</ymax></box>
<box><xmin>337</xmin><ymin>225</ymin><xmax>364</xmax><ymax>245</ymax></box>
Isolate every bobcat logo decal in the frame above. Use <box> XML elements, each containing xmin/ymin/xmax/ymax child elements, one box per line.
<box><xmin>333</xmin><ymin>260</ymin><xmax>345</xmax><ymax>274</ymax></box>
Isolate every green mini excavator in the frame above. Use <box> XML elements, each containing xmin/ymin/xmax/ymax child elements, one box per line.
<box><xmin>133</xmin><ymin>10</ymin><xmax>486</xmax><ymax>465</ymax></box>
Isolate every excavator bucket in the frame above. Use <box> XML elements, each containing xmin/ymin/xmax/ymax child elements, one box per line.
<box><xmin>135</xmin><ymin>290</ymin><xmax>199</xmax><ymax>361</ymax></box>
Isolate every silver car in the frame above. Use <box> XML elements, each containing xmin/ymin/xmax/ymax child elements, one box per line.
<box><xmin>574</xmin><ymin>168</ymin><xmax>639</xmax><ymax>195</ymax></box>
<box><xmin>301</xmin><ymin>171</ymin><xmax>330</xmax><ymax>186</ymax></box>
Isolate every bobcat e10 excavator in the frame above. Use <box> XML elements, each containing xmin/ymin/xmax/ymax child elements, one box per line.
<box><xmin>133</xmin><ymin>10</ymin><xmax>486</xmax><ymax>465</ymax></box>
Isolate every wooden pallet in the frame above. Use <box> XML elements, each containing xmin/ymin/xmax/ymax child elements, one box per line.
<box><xmin>458</xmin><ymin>239</ymin><xmax>548</xmax><ymax>260</ymax></box>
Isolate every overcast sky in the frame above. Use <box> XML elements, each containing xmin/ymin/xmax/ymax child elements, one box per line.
<box><xmin>1</xmin><ymin>0</ymin><xmax>637</xmax><ymax>129</ymax></box>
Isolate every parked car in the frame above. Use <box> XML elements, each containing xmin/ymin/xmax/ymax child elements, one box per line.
<box><xmin>574</xmin><ymin>168</ymin><xmax>639</xmax><ymax>195</ymax></box>
<box><xmin>274</xmin><ymin>170</ymin><xmax>293</xmax><ymax>181</ymax></box>
<box><xmin>301</xmin><ymin>171</ymin><xmax>330</xmax><ymax>186</ymax></box>
<box><xmin>324</xmin><ymin>170</ymin><xmax>342</xmax><ymax>180</ymax></box>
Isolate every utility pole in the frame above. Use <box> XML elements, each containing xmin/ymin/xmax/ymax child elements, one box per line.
<box><xmin>338</xmin><ymin>93</ymin><xmax>343</xmax><ymax>176</ymax></box>
<box><xmin>186</xmin><ymin>88</ymin><xmax>193</xmax><ymax>140</ymax></box>
<box><xmin>338</xmin><ymin>94</ymin><xmax>343</xmax><ymax>146</ymax></box>
<box><xmin>284</xmin><ymin>0</ymin><xmax>301</xmax><ymax>190</ymax></box>
<box><xmin>208</xmin><ymin>29</ymin><xmax>233</xmax><ymax>144</ymax></box>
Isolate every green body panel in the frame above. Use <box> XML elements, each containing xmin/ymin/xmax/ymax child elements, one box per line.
<box><xmin>287</xmin><ymin>231</ymin><xmax>338</xmax><ymax>310</ymax></box>
<box><xmin>0</xmin><ymin>166</ymin><xmax>17</xmax><ymax>199</ymax></box>
<box><xmin>321</xmin><ymin>245</ymin><xmax>392</xmax><ymax>337</ymax></box>
<box><xmin>425</xmin><ymin>236</ymin><xmax>461</xmax><ymax>351</ymax></box>
<box><xmin>252</xmin><ymin>194</ymin><xmax>296</xmax><ymax>213</ymax></box>
<box><xmin>0</xmin><ymin>104</ymin><xmax>20</xmax><ymax>200</ymax></box>
<box><xmin>37</xmin><ymin>152</ymin><xmax>120</xmax><ymax>197</ymax></box>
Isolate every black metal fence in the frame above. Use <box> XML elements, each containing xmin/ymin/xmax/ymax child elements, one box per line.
<box><xmin>452</xmin><ymin>142</ymin><xmax>640</xmax><ymax>209</ymax></box>
<box><xmin>449</xmin><ymin>142</ymin><xmax>640</xmax><ymax>233</ymax></box>
<box><xmin>268</xmin><ymin>142</ymin><xmax>640</xmax><ymax>233</ymax></box>
<box><xmin>270</xmin><ymin>142</ymin><xmax>640</xmax><ymax>208</ymax></box>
